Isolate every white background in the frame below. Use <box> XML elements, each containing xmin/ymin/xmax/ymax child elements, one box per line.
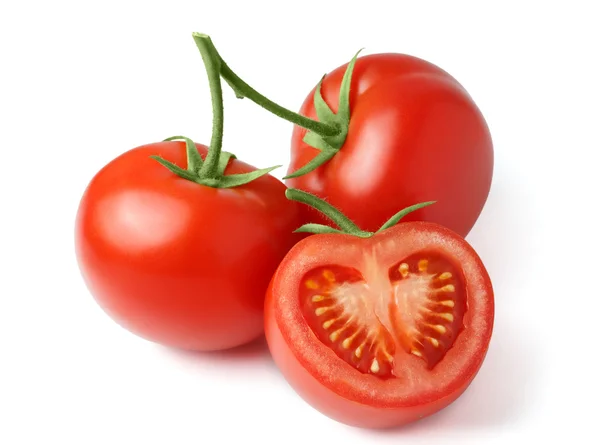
<box><xmin>1</xmin><ymin>1</ymin><xmax>598</xmax><ymax>443</ymax></box>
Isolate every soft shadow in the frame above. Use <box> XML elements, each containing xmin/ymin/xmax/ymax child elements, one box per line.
<box><xmin>467</xmin><ymin>164</ymin><xmax>533</xmax><ymax>292</ymax></box>
<box><xmin>354</xmin><ymin>317</ymin><xmax>535</xmax><ymax>439</ymax></box>
<box><xmin>157</xmin><ymin>335</ymin><xmax>274</xmax><ymax>366</ymax></box>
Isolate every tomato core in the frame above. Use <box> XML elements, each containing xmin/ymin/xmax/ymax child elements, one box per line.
<box><xmin>300</xmin><ymin>251</ymin><xmax>466</xmax><ymax>379</ymax></box>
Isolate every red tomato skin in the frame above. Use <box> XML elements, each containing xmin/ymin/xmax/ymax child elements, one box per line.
<box><xmin>286</xmin><ymin>53</ymin><xmax>493</xmax><ymax>238</ymax></box>
<box><xmin>75</xmin><ymin>141</ymin><xmax>301</xmax><ymax>351</ymax></box>
<box><xmin>264</xmin><ymin>222</ymin><xmax>494</xmax><ymax>428</ymax></box>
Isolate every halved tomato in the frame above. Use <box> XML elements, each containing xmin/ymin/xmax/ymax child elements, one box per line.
<box><xmin>265</xmin><ymin>221</ymin><xmax>494</xmax><ymax>428</ymax></box>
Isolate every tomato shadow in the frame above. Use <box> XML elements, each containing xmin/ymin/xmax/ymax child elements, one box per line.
<box><xmin>431</xmin><ymin>319</ymin><xmax>535</xmax><ymax>430</ymax></box>
<box><xmin>156</xmin><ymin>335</ymin><xmax>277</xmax><ymax>369</ymax></box>
<box><xmin>466</xmin><ymin>166</ymin><xmax>532</xmax><ymax>299</ymax></box>
<box><xmin>353</xmin><ymin>319</ymin><xmax>536</xmax><ymax>438</ymax></box>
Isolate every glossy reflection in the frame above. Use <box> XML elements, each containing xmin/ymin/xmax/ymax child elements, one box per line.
<box><xmin>99</xmin><ymin>190</ymin><xmax>191</xmax><ymax>253</ymax></box>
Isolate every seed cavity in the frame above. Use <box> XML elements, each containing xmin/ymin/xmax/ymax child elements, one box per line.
<box><xmin>303</xmin><ymin>258</ymin><xmax>464</xmax><ymax>379</ymax></box>
<box><xmin>439</xmin><ymin>284</ymin><xmax>455</xmax><ymax>292</ymax></box>
<box><xmin>342</xmin><ymin>328</ymin><xmax>362</xmax><ymax>349</ymax></box>
<box><xmin>329</xmin><ymin>324</ymin><xmax>350</xmax><ymax>342</ymax></box>
<box><xmin>322</xmin><ymin>318</ymin><xmax>337</xmax><ymax>329</ymax></box>
<box><xmin>428</xmin><ymin>324</ymin><xmax>447</xmax><ymax>334</ymax></box>
<box><xmin>315</xmin><ymin>307</ymin><xmax>332</xmax><ymax>316</ymax></box>
<box><xmin>370</xmin><ymin>359</ymin><xmax>380</xmax><ymax>373</ymax></box>
<box><xmin>305</xmin><ymin>280</ymin><xmax>319</xmax><ymax>289</ymax></box>
<box><xmin>427</xmin><ymin>337</ymin><xmax>440</xmax><ymax>347</ymax></box>
<box><xmin>355</xmin><ymin>339</ymin><xmax>367</xmax><ymax>358</ymax></box>
<box><xmin>411</xmin><ymin>349</ymin><xmax>423</xmax><ymax>357</ymax></box>
<box><xmin>399</xmin><ymin>263</ymin><xmax>409</xmax><ymax>277</ymax></box>
<box><xmin>437</xmin><ymin>313</ymin><xmax>454</xmax><ymax>322</ymax></box>
<box><xmin>322</xmin><ymin>270</ymin><xmax>335</xmax><ymax>282</ymax></box>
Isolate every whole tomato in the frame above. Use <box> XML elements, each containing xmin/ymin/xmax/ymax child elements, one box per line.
<box><xmin>76</xmin><ymin>141</ymin><xmax>301</xmax><ymax>351</ymax></box>
<box><xmin>284</xmin><ymin>53</ymin><xmax>493</xmax><ymax>238</ymax></box>
<box><xmin>75</xmin><ymin>34</ymin><xmax>302</xmax><ymax>351</ymax></box>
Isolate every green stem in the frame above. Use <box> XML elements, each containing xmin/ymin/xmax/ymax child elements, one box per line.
<box><xmin>154</xmin><ymin>34</ymin><xmax>281</xmax><ymax>189</ymax></box>
<box><xmin>193</xmin><ymin>34</ymin><xmax>225</xmax><ymax>179</ymax></box>
<box><xmin>285</xmin><ymin>189</ymin><xmax>370</xmax><ymax>237</ymax></box>
<box><xmin>285</xmin><ymin>188</ymin><xmax>437</xmax><ymax>237</ymax></box>
<box><xmin>191</xmin><ymin>34</ymin><xmax>359</xmax><ymax>178</ymax></box>
<box><xmin>216</xmin><ymin>58</ymin><xmax>340</xmax><ymax>138</ymax></box>
<box><xmin>376</xmin><ymin>201</ymin><xmax>437</xmax><ymax>233</ymax></box>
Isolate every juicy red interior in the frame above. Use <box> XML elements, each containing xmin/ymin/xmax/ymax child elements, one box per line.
<box><xmin>300</xmin><ymin>252</ymin><xmax>467</xmax><ymax>379</ymax></box>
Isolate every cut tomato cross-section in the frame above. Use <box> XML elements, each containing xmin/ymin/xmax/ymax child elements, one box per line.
<box><xmin>267</xmin><ymin>220</ymin><xmax>493</xmax><ymax>428</ymax></box>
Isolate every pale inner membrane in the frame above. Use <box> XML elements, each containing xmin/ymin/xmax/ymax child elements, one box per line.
<box><xmin>329</xmin><ymin>250</ymin><xmax>435</xmax><ymax>348</ymax></box>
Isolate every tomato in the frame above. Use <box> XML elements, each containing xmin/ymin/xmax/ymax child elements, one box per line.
<box><xmin>265</xmin><ymin>220</ymin><xmax>494</xmax><ymax>428</ymax></box>
<box><xmin>285</xmin><ymin>53</ymin><xmax>494</xmax><ymax>238</ymax></box>
<box><xmin>75</xmin><ymin>141</ymin><xmax>301</xmax><ymax>351</ymax></box>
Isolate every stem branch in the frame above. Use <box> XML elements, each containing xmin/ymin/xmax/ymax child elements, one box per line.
<box><xmin>217</xmin><ymin>60</ymin><xmax>339</xmax><ymax>137</ymax></box>
<box><xmin>193</xmin><ymin>33</ymin><xmax>225</xmax><ymax>178</ymax></box>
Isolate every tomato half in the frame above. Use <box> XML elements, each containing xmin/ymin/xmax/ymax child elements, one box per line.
<box><xmin>286</xmin><ymin>54</ymin><xmax>493</xmax><ymax>238</ymax></box>
<box><xmin>76</xmin><ymin>141</ymin><xmax>301</xmax><ymax>351</ymax></box>
<box><xmin>265</xmin><ymin>222</ymin><xmax>493</xmax><ymax>428</ymax></box>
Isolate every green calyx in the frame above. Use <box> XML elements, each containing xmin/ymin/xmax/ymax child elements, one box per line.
<box><xmin>194</xmin><ymin>33</ymin><xmax>362</xmax><ymax>179</ymax></box>
<box><xmin>284</xmin><ymin>50</ymin><xmax>361</xmax><ymax>179</ymax></box>
<box><xmin>151</xmin><ymin>33</ymin><xmax>279</xmax><ymax>189</ymax></box>
<box><xmin>151</xmin><ymin>136</ymin><xmax>279</xmax><ymax>189</ymax></box>
<box><xmin>286</xmin><ymin>189</ymin><xmax>436</xmax><ymax>237</ymax></box>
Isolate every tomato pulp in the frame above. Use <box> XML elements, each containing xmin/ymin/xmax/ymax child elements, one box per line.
<box><xmin>286</xmin><ymin>54</ymin><xmax>493</xmax><ymax>238</ymax></box>
<box><xmin>76</xmin><ymin>141</ymin><xmax>301</xmax><ymax>351</ymax></box>
<box><xmin>265</xmin><ymin>222</ymin><xmax>494</xmax><ymax>428</ymax></box>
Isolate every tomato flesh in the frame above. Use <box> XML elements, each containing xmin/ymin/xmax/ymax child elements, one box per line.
<box><xmin>266</xmin><ymin>222</ymin><xmax>494</xmax><ymax>428</ymax></box>
<box><xmin>301</xmin><ymin>265</ymin><xmax>397</xmax><ymax>378</ymax></box>
<box><xmin>388</xmin><ymin>252</ymin><xmax>466</xmax><ymax>369</ymax></box>
<box><xmin>301</xmin><ymin>251</ymin><xmax>466</xmax><ymax>380</ymax></box>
